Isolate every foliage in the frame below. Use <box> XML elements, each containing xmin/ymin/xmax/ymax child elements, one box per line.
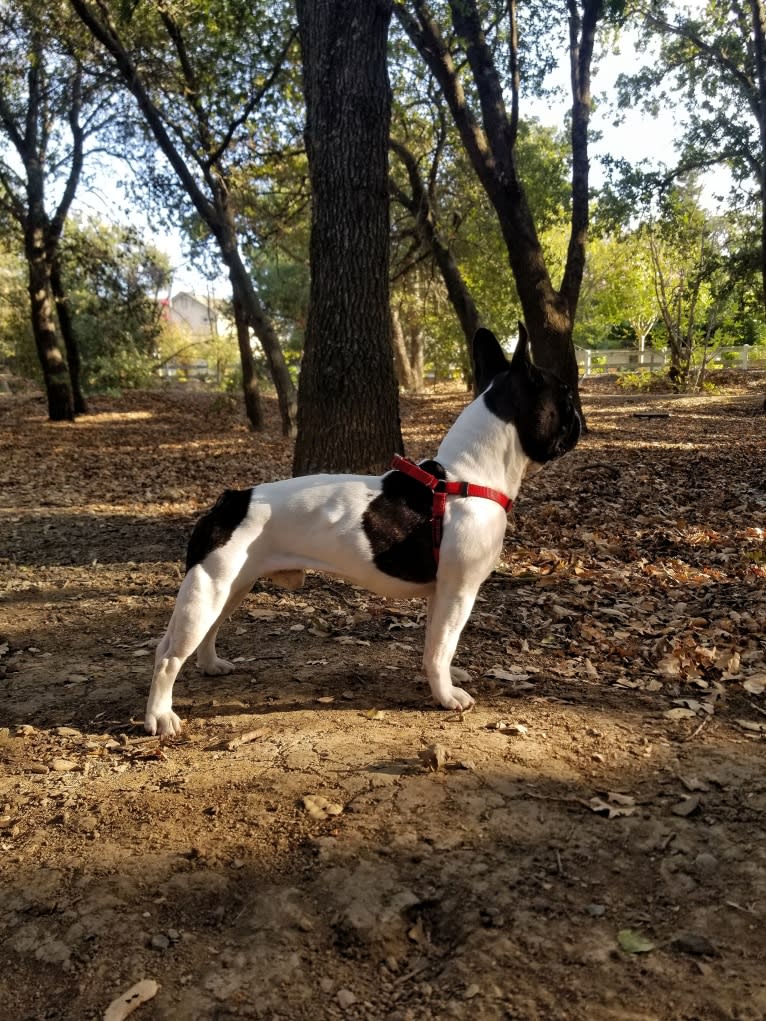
<box><xmin>59</xmin><ymin>217</ymin><xmax>172</xmax><ymax>392</ymax></box>
<box><xmin>0</xmin><ymin>243</ymin><xmax>33</xmax><ymax>374</ymax></box>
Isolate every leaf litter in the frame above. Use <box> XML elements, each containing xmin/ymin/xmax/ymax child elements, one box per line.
<box><xmin>1</xmin><ymin>379</ymin><xmax>765</xmax><ymax>1019</ymax></box>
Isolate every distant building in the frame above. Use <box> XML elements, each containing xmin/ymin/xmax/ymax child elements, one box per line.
<box><xmin>166</xmin><ymin>291</ymin><xmax>233</xmax><ymax>340</ymax></box>
<box><xmin>160</xmin><ymin>291</ymin><xmax>235</xmax><ymax>381</ymax></box>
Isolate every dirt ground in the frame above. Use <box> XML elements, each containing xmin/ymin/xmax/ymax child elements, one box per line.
<box><xmin>1</xmin><ymin>375</ymin><xmax>766</xmax><ymax>1021</ymax></box>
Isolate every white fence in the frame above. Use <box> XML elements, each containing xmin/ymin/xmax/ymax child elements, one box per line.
<box><xmin>576</xmin><ymin>345</ymin><xmax>766</xmax><ymax>377</ymax></box>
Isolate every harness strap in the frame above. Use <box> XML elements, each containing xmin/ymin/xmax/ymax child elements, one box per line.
<box><xmin>390</xmin><ymin>455</ymin><xmax>513</xmax><ymax>566</ymax></box>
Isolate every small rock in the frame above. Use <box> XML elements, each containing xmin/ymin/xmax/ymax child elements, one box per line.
<box><xmin>166</xmin><ymin>929</ymin><xmax>181</xmax><ymax>942</ymax></box>
<box><xmin>150</xmin><ymin>933</ymin><xmax>170</xmax><ymax>951</ymax></box>
<box><xmin>694</xmin><ymin>852</ymin><xmax>718</xmax><ymax>874</ymax></box>
<box><xmin>673</xmin><ymin>931</ymin><xmax>717</xmax><ymax>956</ymax></box>
<box><xmin>418</xmin><ymin>744</ymin><xmax>449</xmax><ymax>771</ymax></box>
<box><xmin>302</xmin><ymin>795</ymin><xmax>343</xmax><ymax>821</ymax></box>
<box><xmin>54</xmin><ymin>726</ymin><xmax>81</xmax><ymax>738</ymax></box>
<box><xmin>463</xmin><ymin>984</ymin><xmax>480</xmax><ymax>1000</ymax></box>
<box><xmin>14</xmin><ymin>725</ymin><xmax>36</xmax><ymax>736</ymax></box>
<box><xmin>586</xmin><ymin>903</ymin><xmax>607</xmax><ymax>917</ymax></box>
<box><xmin>27</xmin><ymin>763</ymin><xmax>49</xmax><ymax>774</ymax></box>
<box><xmin>65</xmin><ymin>674</ymin><xmax>89</xmax><ymax>684</ymax></box>
<box><xmin>51</xmin><ymin>758</ymin><xmax>78</xmax><ymax>772</ymax></box>
<box><xmin>337</xmin><ymin>989</ymin><xmax>357</xmax><ymax>1009</ymax></box>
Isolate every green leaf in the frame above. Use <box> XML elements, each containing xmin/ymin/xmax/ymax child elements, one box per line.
<box><xmin>617</xmin><ymin>929</ymin><xmax>655</xmax><ymax>954</ymax></box>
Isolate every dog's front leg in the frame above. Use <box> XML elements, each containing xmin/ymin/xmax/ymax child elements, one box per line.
<box><xmin>422</xmin><ymin>583</ymin><xmax>481</xmax><ymax>711</ymax></box>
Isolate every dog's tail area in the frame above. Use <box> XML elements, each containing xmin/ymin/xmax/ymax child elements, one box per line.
<box><xmin>185</xmin><ymin>488</ymin><xmax>253</xmax><ymax>572</ymax></box>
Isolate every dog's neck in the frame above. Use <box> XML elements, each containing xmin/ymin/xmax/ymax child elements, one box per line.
<box><xmin>435</xmin><ymin>394</ymin><xmax>531</xmax><ymax>498</ymax></box>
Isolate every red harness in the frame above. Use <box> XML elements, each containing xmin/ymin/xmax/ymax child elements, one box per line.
<box><xmin>390</xmin><ymin>454</ymin><xmax>513</xmax><ymax>565</ymax></box>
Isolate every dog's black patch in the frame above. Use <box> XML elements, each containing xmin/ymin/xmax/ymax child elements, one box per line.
<box><xmin>362</xmin><ymin>460</ymin><xmax>445</xmax><ymax>583</ymax></box>
<box><xmin>185</xmin><ymin>488</ymin><xmax>252</xmax><ymax>572</ymax></box>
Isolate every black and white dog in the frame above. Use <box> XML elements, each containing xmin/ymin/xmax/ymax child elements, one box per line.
<box><xmin>145</xmin><ymin>326</ymin><xmax>580</xmax><ymax>735</ymax></box>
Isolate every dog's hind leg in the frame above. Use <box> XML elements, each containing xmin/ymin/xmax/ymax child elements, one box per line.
<box><xmin>422</xmin><ymin>582</ymin><xmax>480</xmax><ymax>711</ymax></box>
<box><xmin>145</xmin><ymin>563</ymin><xmax>247</xmax><ymax>736</ymax></box>
<box><xmin>195</xmin><ymin>582</ymin><xmax>252</xmax><ymax>675</ymax></box>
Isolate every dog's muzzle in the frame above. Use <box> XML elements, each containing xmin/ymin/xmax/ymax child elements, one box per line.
<box><xmin>552</xmin><ymin>409</ymin><xmax>581</xmax><ymax>459</ymax></box>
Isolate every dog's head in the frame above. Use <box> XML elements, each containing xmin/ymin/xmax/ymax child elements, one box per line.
<box><xmin>473</xmin><ymin>323</ymin><xmax>581</xmax><ymax>464</ymax></box>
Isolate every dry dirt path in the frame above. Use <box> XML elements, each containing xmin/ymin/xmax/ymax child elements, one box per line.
<box><xmin>1</xmin><ymin>379</ymin><xmax>765</xmax><ymax>1021</ymax></box>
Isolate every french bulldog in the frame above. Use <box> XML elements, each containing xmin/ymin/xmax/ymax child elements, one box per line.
<box><xmin>145</xmin><ymin>325</ymin><xmax>580</xmax><ymax>735</ymax></box>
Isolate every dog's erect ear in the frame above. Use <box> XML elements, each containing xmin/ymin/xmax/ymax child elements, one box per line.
<box><xmin>510</xmin><ymin>321</ymin><xmax>532</xmax><ymax>372</ymax></box>
<box><xmin>473</xmin><ymin>327</ymin><xmax>510</xmax><ymax>393</ymax></box>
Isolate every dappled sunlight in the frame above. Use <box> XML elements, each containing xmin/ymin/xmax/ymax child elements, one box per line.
<box><xmin>2</xmin><ymin>384</ymin><xmax>765</xmax><ymax>1020</ymax></box>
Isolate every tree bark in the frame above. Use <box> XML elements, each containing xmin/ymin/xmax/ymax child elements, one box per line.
<box><xmin>750</xmin><ymin>0</ymin><xmax>766</xmax><ymax>309</ymax></box>
<box><xmin>25</xmin><ymin>224</ymin><xmax>74</xmax><ymax>421</ymax></box>
<box><xmin>50</xmin><ymin>253</ymin><xmax>88</xmax><ymax>415</ymax></box>
<box><xmin>230</xmin><ymin>281</ymin><xmax>264</xmax><ymax>431</ymax></box>
<box><xmin>294</xmin><ymin>0</ymin><xmax>403</xmax><ymax>474</ymax></box>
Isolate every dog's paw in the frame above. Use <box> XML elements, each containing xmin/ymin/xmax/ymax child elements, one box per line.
<box><xmin>145</xmin><ymin>709</ymin><xmax>183</xmax><ymax>736</ymax></box>
<box><xmin>434</xmin><ymin>685</ymin><xmax>476</xmax><ymax>712</ymax></box>
<box><xmin>198</xmin><ymin>657</ymin><xmax>236</xmax><ymax>676</ymax></box>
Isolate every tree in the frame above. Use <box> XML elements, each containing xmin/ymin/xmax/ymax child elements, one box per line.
<box><xmin>393</xmin><ymin>0</ymin><xmax>624</xmax><ymax>401</ymax></box>
<box><xmin>59</xmin><ymin>217</ymin><xmax>172</xmax><ymax>391</ymax></box>
<box><xmin>576</xmin><ymin>230</ymin><xmax>658</xmax><ymax>351</ymax></box>
<box><xmin>69</xmin><ymin>0</ymin><xmax>299</xmax><ymax>435</ymax></box>
<box><xmin>643</xmin><ymin>182</ymin><xmax>728</xmax><ymax>388</ymax></box>
<box><xmin>293</xmin><ymin>0</ymin><xmax>403</xmax><ymax>474</ymax></box>
<box><xmin>620</xmin><ymin>0</ymin><xmax>766</xmax><ymax>310</ymax></box>
<box><xmin>0</xmin><ymin>3</ymin><xmax>98</xmax><ymax>418</ymax></box>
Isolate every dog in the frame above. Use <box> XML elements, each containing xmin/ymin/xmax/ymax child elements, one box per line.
<box><xmin>145</xmin><ymin>325</ymin><xmax>580</xmax><ymax>735</ymax></box>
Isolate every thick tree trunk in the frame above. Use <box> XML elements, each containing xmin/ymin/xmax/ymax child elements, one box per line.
<box><xmin>294</xmin><ymin>0</ymin><xmax>403</xmax><ymax>475</ymax></box>
<box><xmin>25</xmin><ymin>225</ymin><xmax>74</xmax><ymax>421</ymax></box>
<box><xmin>230</xmin><ymin>282</ymin><xmax>264</xmax><ymax>431</ymax></box>
<box><xmin>50</xmin><ymin>254</ymin><xmax>88</xmax><ymax>415</ymax></box>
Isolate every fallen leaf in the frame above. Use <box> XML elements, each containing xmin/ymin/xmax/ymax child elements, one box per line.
<box><xmin>671</xmin><ymin>795</ymin><xmax>701</xmax><ymax>817</ymax></box>
<box><xmin>587</xmin><ymin>795</ymin><xmax>636</xmax><ymax>819</ymax></box>
<box><xmin>664</xmin><ymin>707</ymin><xmax>697</xmax><ymax>721</ymax></box>
<box><xmin>617</xmin><ymin>929</ymin><xmax>655</xmax><ymax>954</ymax></box>
<box><xmin>484</xmin><ymin>665</ymin><xmax>531</xmax><ymax>682</ymax></box>
<box><xmin>743</xmin><ymin>676</ymin><xmax>766</xmax><ymax>695</ymax></box>
<box><xmin>104</xmin><ymin>979</ymin><xmax>160</xmax><ymax>1021</ymax></box>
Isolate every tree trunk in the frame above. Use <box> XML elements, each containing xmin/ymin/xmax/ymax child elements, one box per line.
<box><xmin>390</xmin><ymin>139</ymin><xmax>481</xmax><ymax>385</ymax></box>
<box><xmin>25</xmin><ymin>225</ymin><xmax>74</xmax><ymax>421</ymax></box>
<box><xmin>391</xmin><ymin>304</ymin><xmax>418</xmax><ymax>390</ymax></box>
<box><xmin>50</xmin><ymin>253</ymin><xmax>88</xmax><ymax>415</ymax></box>
<box><xmin>230</xmin><ymin>281</ymin><xmax>264</xmax><ymax>431</ymax></box>
<box><xmin>394</xmin><ymin>0</ymin><xmax>597</xmax><ymax>409</ymax></box>
<box><xmin>69</xmin><ymin>0</ymin><xmax>298</xmax><ymax>436</ymax></box>
<box><xmin>294</xmin><ymin>0</ymin><xmax>403</xmax><ymax>475</ymax></box>
<box><xmin>406</xmin><ymin>316</ymin><xmax>425</xmax><ymax>392</ymax></box>
<box><xmin>751</xmin><ymin>0</ymin><xmax>766</xmax><ymax>310</ymax></box>
<box><xmin>215</xmin><ymin>200</ymin><xmax>297</xmax><ymax>437</ymax></box>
